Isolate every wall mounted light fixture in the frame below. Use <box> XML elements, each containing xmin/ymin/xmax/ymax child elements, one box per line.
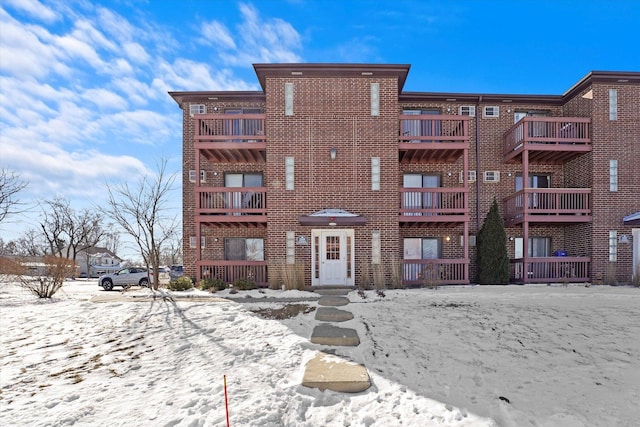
<box><xmin>330</xmin><ymin>147</ymin><xmax>337</xmax><ymax>160</ymax></box>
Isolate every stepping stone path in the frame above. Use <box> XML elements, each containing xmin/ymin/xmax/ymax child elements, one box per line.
<box><xmin>302</xmin><ymin>288</ymin><xmax>371</xmax><ymax>393</ymax></box>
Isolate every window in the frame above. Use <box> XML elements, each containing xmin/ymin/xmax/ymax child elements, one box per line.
<box><xmin>286</xmin><ymin>231</ymin><xmax>295</xmax><ymax>264</ymax></box>
<box><xmin>188</xmin><ymin>170</ymin><xmax>207</xmax><ymax>183</ymax></box>
<box><xmin>483</xmin><ymin>171</ymin><xmax>500</xmax><ymax>182</ymax></box>
<box><xmin>225</xmin><ymin>173</ymin><xmax>263</xmax><ymax>215</ymax></box>
<box><xmin>225</xmin><ymin>238</ymin><xmax>264</xmax><ymax>261</ymax></box>
<box><xmin>459</xmin><ymin>170</ymin><xmax>477</xmax><ymax>183</ymax></box>
<box><xmin>403</xmin><ymin>237</ymin><xmax>442</xmax><ymax>281</ymax></box>
<box><xmin>403</xmin><ymin>174</ymin><xmax>441</xmax><ymax>216</ymax></box>
<box><xmin>370</xmin><ymin>83</ymin><xmax>380</xmax><ymax>116</ymax></box>
<box><xmin>459</xmin><ymin>106</ymin><xmax>476</xmax><ymax>117</ymax></box>
<box><xmin>285</xmin><ymin>157</ymin><xmax>294</xmax><ymax>190</ymax></box>
<box><xmin>610</xmin><ymin>160</ymin><xmax>618</xmax><ymax>192</ymax></box>
<box><xmin>189</xmin><ymin>236</ymin><xmax>205</xmax><ymax>249</ymax></box>
<box><xmin>528</xmin><ymin>237</ymin><xmax>551</xmax><ymax>257</ymax></box>
<box><xmin>371</xmin><ymin>157</ymin><xmax>380</xmax><ymax>191</ymax></box>
<box><xmin>401</xmin><ymin>109</ymin><xmax>441</xmax><ymax>140</ymax></box>
<box><xmin>609</xmin><ymin>231</ymin><xmax>617</xmax><ymax>262</ymax></box>
<box><xmin>189</xmin><ymin>104</ymin><xmax>206</xmax><ymax>116</ymax></box>
<box><xmin>483</xmin><ymin>106</ymin><xmax>500</xmax><ymax>118</ymax></box>
<box><xmin>285</xmin><ymin>83</ymin><xmax>294</xmax><ymax>116</ymax></box>
<box><xmin>224</xmin><ymin>108</ymin><xmax>263</xmax><ymax>139</ymax></box>
<box><xmin>609</xmin><ymin>89</ymin><xmax>618</xmax><ymax>121</ymax></box>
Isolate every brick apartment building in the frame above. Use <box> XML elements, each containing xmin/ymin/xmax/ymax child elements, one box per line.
<box><xmin>170</xmin><ymin>64</ymin><xmax>639</xmax><ymax>287</ymax></box>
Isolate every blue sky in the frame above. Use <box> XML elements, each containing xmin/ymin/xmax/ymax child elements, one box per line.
<box><xmin>1</xmin><ymin>0</ymin><xmax>639</xmax><ymax>257</ymax></box>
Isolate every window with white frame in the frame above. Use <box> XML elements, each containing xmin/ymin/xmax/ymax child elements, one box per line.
<box><xmin>609</xmin><ymin>89</ymin><xmax>618</xmax><ymax>121</ymax></box>
<box><xmin>609</xmin><ymin>160</ymin><xmax>618</xmax><ymax>191</ymax></box>
<box><xmin>189</xmin><ymin>236</ymin><xmax>206</xmax><ymax>249</ymax></box>
<box><xmin>609</xmin><ymin>230</ymin><xmax>617</xmax><ymax>262</ymax></box>
<box><xmin>188</xmin><ymin>170</ymin><xmax>207</xmax><ymax>183</ymax></box>
<box><xmin>459</xmin><ymin>170</ymin><xmax>477</xmax><ymax>183</ymax></box>
<box><xmin>189</xmin><ymin>104</ymin><xmax>206</xmax><ymax>116</ymax></box>
<box><xmin>459</xmin><ymin>106</ymin><xmax>476</xmax><ymax>117</ymax></box>
<box><xmin>483</xmin><ymin>106</ymin><xmax>500</xmax><ymax>118</ymax></box>
<box><xmin>483</xmin><ymin>171</ymin><xmax>500</xmax><ymax>182</ymax></box>
<box><xmin>225</xmin><ymin>238</ymin><xmax>264</xmax><ymax>261</ymax></box>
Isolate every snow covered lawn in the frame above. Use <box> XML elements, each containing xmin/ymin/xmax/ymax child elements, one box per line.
<box><xmin>1</xmin><ymin>281</ymin><xmax>638</xmax><ymax>427</ymax></box>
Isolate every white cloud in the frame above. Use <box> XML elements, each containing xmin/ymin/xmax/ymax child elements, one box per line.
<box><xmin>122</xmin><ymin>42</ymin><xmax>150</xmax><ymax>64</ymax></box>
<box><xmin>156</xmin><ymin>59</ymin><xmax>257</xmax><ymax>91</ymax></box>
<box><xmin>201</xmin><ymin>21</ymin><xmax>236</xmax><ymax>49</ymax></box>
<box><xmin>2</xmin><ymin>0</ymin><xmax>59</xmax><ymax>24</ymax></box>
<box><xmin>81</xmin><ymin>88</ymin><xmax>129</xmax><ymax>111</ymax></box>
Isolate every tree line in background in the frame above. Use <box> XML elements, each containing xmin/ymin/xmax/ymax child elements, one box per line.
<box><xmin>0</xmin><ymin>161</ymin><xmax>181</xmax><ymax>294</ymax></box>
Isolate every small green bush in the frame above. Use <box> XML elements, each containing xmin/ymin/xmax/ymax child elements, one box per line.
<box><xmin>233</xmin><ymin>278</ymin><xmax>257</xmax><ymax>290</ymax></box>
<box><xmin>168</xmin><ymin>276</ymin><xmax>194</xmax><ymax>291</ymax></box>
<box><xmin>199</xmin><ymin>277</ymin><xmax>227</xmax><ymax>292</ymax></box>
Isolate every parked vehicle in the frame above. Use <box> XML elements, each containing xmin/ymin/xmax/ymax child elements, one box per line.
<box><xmin>170</xmin><ymin>265</ymin><xmax>184</xmax><ymax>279</ymax></box>
<box><xmin>98</xmin><ymin>267</ymin><xmax>149</xmax><ymax>291</ymax></box>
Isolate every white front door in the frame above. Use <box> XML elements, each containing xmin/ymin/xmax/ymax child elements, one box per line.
<box><xmin>312</xmin><ymin>229</ymin><xmax>354</xmax><ymax>286</ymax></box>
<box><xmin>633</xmin><ymin>229</ymin><xmax>639</xmax><ymax>282</ymax></box>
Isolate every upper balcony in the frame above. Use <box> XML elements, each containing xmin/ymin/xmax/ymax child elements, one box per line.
<box><xmin>399</xmin><ymin>187</ymin><xmax>469</xmax><ymax>227</ymax></box>
<box><xmin>194</xmin><ymin>114</ymin><xmax>267</xmax><ymax>163</ymax></box>
<box><xmin>398</xmin><ymin>115</ymin><xmax>469</xmax><ymax>163</ymax></box>
<box><xmin>196</xmin><ymin>187</ymin><xmax>267</xmax><ymax>227</ymax></box>
<box><xmin>503</xmin><ymin>117</ymin><xmax>591</xmax><ymax>164</ymax></box>
<box><xmin>503</xmin><ymin>188</ymin><xmax>592</xmax><ymax>227</ymax></box>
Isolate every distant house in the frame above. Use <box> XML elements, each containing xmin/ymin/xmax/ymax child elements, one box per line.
<box><xmin>0</xmin><ymin>256</ymin><xmax>48</xmax><ymax>276</ymax></box>
<box><xmin>75</xmin><ymin>247</ymin><xmax>122</xmax><ymax>277</ymax></box>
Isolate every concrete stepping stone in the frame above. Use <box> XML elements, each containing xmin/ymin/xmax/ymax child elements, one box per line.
<box><xmin>318</xmin><ymin>296</ymin><xmax>350</xmax><ymax>306</ymax></box>
<box><xmin>302</xmin><ymin>352</ymin><xmax>371</xmax><ymax>393</ymax></box>
<box><xmin>311</xmin><ymin>323</ymin><xmax>360</xmax><ymax>346</ymax></box>
<box><xmin>315</xmin><ymin>307</ymin><xmax>354</xmax><ymax>322</ymax></box>
<box><xmin>314</xmin><ymin>288</ymin><xmax>351</xmax><ymax>296</ymax></box>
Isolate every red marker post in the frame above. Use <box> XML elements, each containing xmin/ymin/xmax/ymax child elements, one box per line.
<box><xmin>224</xmin><ymin>375</ymin><xmax>230</xmax><ymax>427</ymax></box>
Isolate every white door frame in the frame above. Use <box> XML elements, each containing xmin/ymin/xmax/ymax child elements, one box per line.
<box><xmin>311</xmin><ymin>229</ymin><xmax>354</xmax><ymax>286</ymax></box>
<box><xmin>633</xmin><ymin>229</ymin><xmax>639</xmax><ymax>282</ymax></box>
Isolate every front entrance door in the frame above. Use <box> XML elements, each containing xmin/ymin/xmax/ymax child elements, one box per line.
<box><xmin>312</xmin><ymin>229</ymin><xmax>354</xmax><ymax>286</ymax></box>
<box><xmin>633</xmin><ymin>229</ymin><xmax>639</xmax><ymax>283</ymax></box>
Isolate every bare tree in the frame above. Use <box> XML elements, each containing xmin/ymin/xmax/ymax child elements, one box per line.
<box><xmin>100</xmin><ymin>228</ymin><xmax>121</xmax><ymax>255</ymax></box>
<box><xmin>105</xmin><ymin>160</ymin><xmax>178</xmax><ymax>290</ymax></box>
<box><xmin>0</xmin><ymin>169</ymin><xmax>28</xmax><ymax>224</ymax></box>
<box><xmin>14</xmin><ymin>228</ymin><xmax>47</xmax><ymax>256</ymax></box>
<box><xmin>160</xmin><ymin>235</ymin><xmax>183</xmax><ymax>267</ymax></box>
<box><xmin>39</xmin><ymin>197</ymin><xmax>106</xmax><ymax>263</ymax></box>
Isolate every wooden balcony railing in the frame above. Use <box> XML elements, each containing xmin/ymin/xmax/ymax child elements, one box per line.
<box><xmin>399</xmin><ymin>188</ymin><xmax>467</xmax><ymax>217</ymax></box>
<box><xmin>504</xmin><ymin>188</ymin><xmax>591</xmax><ymax>224</ymax></box>
<box><xmin>402</xmin><ymin>259</ymin><xmax>469</xmax><ymax>285</ymax></box>
<box><xmin>196</xmin><ymin>187</ymin><xmax>266</xmax><ymax>216</ymax></box>
<box><xmin>503</xmin><ymin>117</ymin><xmax>591</xmax><ymax>155</ymax></box>
<box><xmin>398</xmin><ymin>115</ymin><xmax>469</xmax><ymax>143</ymax></box>
<box><xmin>510</xmin><ymin>257</ymin><xmax>590</xmax><ymax>283</ymax></box>
<box><xmin>198</xmin><ymin>260</ymin><xmax>268</xmax><ymax>287</ymax></box>
<box><xmin>194</xmin><ymin>114</ymin><xmax>266</xmax><ymax>143</ymax></box>
<box><xmin>398</xmin><ymin>115</ymin><xmax>469</xmax><ymax>163</ymax></box>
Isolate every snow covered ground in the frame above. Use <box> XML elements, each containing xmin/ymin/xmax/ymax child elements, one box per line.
<box><xmin>1</xmin><ymin>280</ymin><xmax>638</xmax><ymax>427</ymax></box>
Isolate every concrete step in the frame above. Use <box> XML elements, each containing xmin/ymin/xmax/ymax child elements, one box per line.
<box><xmin>314</xmin><ymin>288</ymin><xmax>352</xmax><ymax>296</ymax></box>
<box><xmin>310</xmin><ymin>323</ymin><xmax>360</xmax><ymax>346</ymax></box>
<box><xmin>318</xmin><ymin>296</ymin><xmax>350</xmax><ymax>306</ymax></box>
<box><xmin>315</xmin><ymin>307</ymin><xmax>354</xmax><ymax>322</ymax></box>
<box><xmin>302</xmin><ymin>352</ymin><xmax>371</xmax><ymax>393</ymax></box>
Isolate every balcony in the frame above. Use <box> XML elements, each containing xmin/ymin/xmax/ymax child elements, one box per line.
<box><xmin>198</xmin><ymin>260</ymin><xmax>268</xmax><ymax>287</ymax></box>
<box><xmin>194</xmin><ymin>114</ymin><xmax>266</xmax><ymax>163</ymax></box>
<box><xmin>510</xmin><ymin>257</ymin><xmax>591</xmax><ymax>284</ymax></box>
<box><xmin>399</xmin><ymin>188</ymin><xmax>468</xmax><ymax>226</ymax></box>
<box><xmin>402</xmin><ymin>259</ymin><xmax>469</xmax><ymax>286</ymax></box>
<box><xmin>398</xmin><ymin>115</ymin><xmax>469</xmax><ymax>163</ymax></box>
<box><xmin>503</xmin><ymin>117</ymin><xmax>591</xmax><ymax>164</ymax></box>
<box><xmin>196</xmin><ymin>187</ymin><xmax>267</xmax><ymax>227</ymax></box>
<box><xmin>503</xmin><ymin>188</ymin><xmax>591</xmax><ymax>226</ymax></box>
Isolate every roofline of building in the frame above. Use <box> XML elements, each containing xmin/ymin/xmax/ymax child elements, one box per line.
<box><xmin>169</xmin><ymin>91</ymin><xmax>265</xmax><ymax>106</ymax></box>
<box><xmin>253</xmin><ymin>63</ymin><xmax>411</xmax><ymax>92</ymax></box>
<box><xmin>169</xmin><ymin>67</ymin><xmax>639</xmax><ymax>107</ymax></box>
